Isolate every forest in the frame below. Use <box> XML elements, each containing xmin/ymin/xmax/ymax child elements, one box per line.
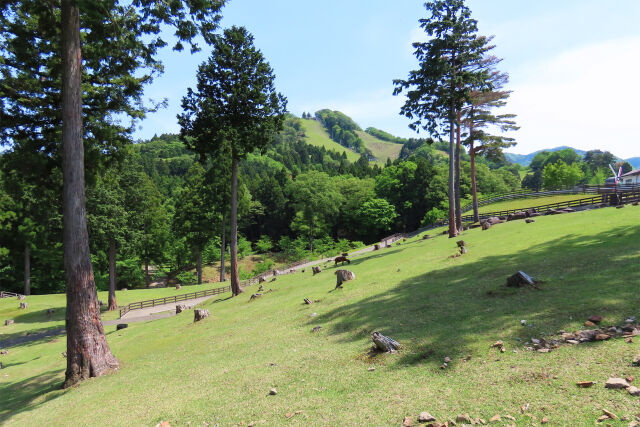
<box><xmin>0</xmin><ymin>112</ymin><xmax>524</xmax><ymax>295</ymax></box>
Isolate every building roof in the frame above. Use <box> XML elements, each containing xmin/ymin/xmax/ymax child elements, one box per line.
<box><xmin>621</xmin><ymin>169</ymin><xmax>640</xmax><ymax>177</ymax></box>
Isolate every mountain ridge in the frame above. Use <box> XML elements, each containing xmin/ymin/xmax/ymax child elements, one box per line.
<box><xmin>505</xmin><ymin>146</ymin><xmax>639</xmax><ymax>168</ymax></box>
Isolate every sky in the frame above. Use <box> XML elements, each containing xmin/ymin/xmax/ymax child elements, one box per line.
<box><xmin>135</xmin><ymin>0</ymin><xmax>640</xmax><ymax>159</ymax></box>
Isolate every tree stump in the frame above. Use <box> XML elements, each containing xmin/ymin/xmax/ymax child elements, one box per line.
<box><xmin>249</xmin><ymin>293</ymin><xmax>262</xmax><ymax>301</ymax></box>
<box><xmin>422</xmin><ymin>234</ymin><xmax>431</xmax><ymax>240</ymax></box>
<box><xmin>258</xmin><ymin>276</ymin><xmax>266</xmax><ymax>284</ymax></box>
<box><xmin>175</xmin><ymin>284</ymin><xmax>182</xmax><ymax>290</ymax></box>
<box><xmin>459</xmin><ymin>246</ymin><xmax>467</xmax><ymax>255</ymax></box>
<box><xmin>312</xmin><ymin>266</ymin><xmax>322</xmax><ymax>275</ymax></box>
<box><xmin>98</xmin><ymin>300</ymin><xmax>104</xmax><ymax>307</ymax></box>
<box><xmin>19</xmin><ymin>302</ymin><xmax>27</xmax><ymax>309</ymax></box>
<box><xmin>46</xmin><ymin>308</ymin><xmax>55</xmax><ymax>316</ymax></box>
<box><xmin>270</xmin><ymin>277</ymin><xmax>277</xmax><ymax>282</ymax></box>
<box><xmin>482</xmin><ymin>221</ymin><xmax>492</xmax><ymax>230</ymax></box>
<box><xmin>456</xmin><ymin>240</ymin><xmax>466</xmax><ymax>248</ymax></box>
<box><xmin>5</xmin><ymin>319</ymin><xmax>14</xmax><ymax>326</ymax></box>
<box><xmin>17</xmin><ymin>295</ymin><xmax>26</xmax><ymax>301</ymax></box>
<box><xmin>304</xmin><ymin>298</ymin><xmax>312</xmax><ymax>305</ymax></box>
<box><xmin>374</xmin><ymin>244</ymin><xmax>380</xmax><ymax>250</ymax></box>
<box><xmin>525</xmin><ymin>219</ymin><xmax>535</xmax><ymax>224</ymax></box>
<box><xmin>176</xmin><ymin>304</ymin><xmax>187</xmax><ymax>314</ymax></box>
<box><xmin>116</xmin><ymin>324</ymin><xmax>128</xmax><ymax>331</ymax></box>
<box><xmin>371</xmin><ymin>331</ymin><xmax>401</xmax><ymax>353</ymax></box>
<box><xmin>194</xmin><ymin>309</ymin><xmax>210</xmax><ymax>322</ymax></box>
<box><xmin>335</xmin><ymin>269</ymin><xmax>356</xmax><ymax>288</ymax></box>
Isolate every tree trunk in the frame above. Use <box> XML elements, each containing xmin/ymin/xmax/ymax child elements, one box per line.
<box><xmin>455</xmin><ymin>111</ymin><xmax>462</xmax><ymax>231</ymax></box>
<box><xmin>229</xmin><ymin>157</ymin><xmax>242</xmax><ymax>296</ymax></box>
<box><xmin>448</xmin><ymin>102</ymin><xmax>458</xmax><ymax>238</ymax></box>
<box><xmin>470</xmin><ymin>138</ymin><xmax>480</xmax><ymax>223</ymax></box>
<box><xmin>108</xmin><ymin>238</ymin><xmax>117</xmax><ymax>310</ymax></box>
<box><xmin>24</xmin><ymin>243</ymin><xmax>30</xmax><ymax>296</ymax></box>
<box><xmin>309</xmin><ymin>220</ymin><xmax>314</xmax><ymax>254</ymax></box>
<box><xmin>196</xmin><ymin>249</ymin><xmax>202</xmax><ymax>285</ymax></box>
<box><xmin>220</xmin><ymin>213</ymin><xmax>226</xmax><ymax>282</ymax></box>
<box><xmin>61</xmin><ymin>0</ymin><xmax>118</xmax><ymax>388</ymax></box>
<box><xmin>145</xmin><ymin>259</ymin><xmax>150</xmax><ymax>288</ymax></box>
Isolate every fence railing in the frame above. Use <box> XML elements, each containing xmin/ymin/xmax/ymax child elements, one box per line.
<box><xmin>461</xmin><ymin>189</ymin><xmax>640</xmax><ymax>221</ymax></box>
<box><xmin>0</xmin><ymin>291</ymin><xmax>19</xmax><ymax>299</ymax></box>
<box><xmin>119</xmin><ymin>285</ymin><xmax>231</xmax><ymax>318</ymax></box>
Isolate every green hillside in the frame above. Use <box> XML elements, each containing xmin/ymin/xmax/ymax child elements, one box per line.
<box><xmin>356</xmin><ymin>130</ymin><xmax>402</xmax><ymax>162</ymax></box>
<box><xmin>2</xmin><ymin>206</ymin><xmax>640</xmax><ymax>425</ymax></box>
<box><xmin>299</xmin><ymin>119</ymin><xmax>362</xmax><ymax>162</ymax></box>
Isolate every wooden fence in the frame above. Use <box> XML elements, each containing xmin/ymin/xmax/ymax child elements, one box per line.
<box><xmin>119</xmin><ymin>285</ymin><xmax>231</xmax><ymax>318</ymax></box>
<box><xmin>0</xmin><ymin>291</ymin><xmax>19</xmax><ymax>298</ymax></box>
<box><xmin>461</xmin><ymin>189</ymin><xmax>640</xmax><ymax>222</ymax></box>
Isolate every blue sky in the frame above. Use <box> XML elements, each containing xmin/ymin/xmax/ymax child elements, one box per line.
<box><xmin>135</xmin><ymin>0</ymin><xmax>640</xmax><ymax>159</ymax></box>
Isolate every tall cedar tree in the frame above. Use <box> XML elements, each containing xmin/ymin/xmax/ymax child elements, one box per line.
<box><xmin>394</xmin><ymin>0</ymin><xmax>491</xmax><ymax>237</ymax></box>
<box><xmin>179</xmin><ymin>26</ymin><xmax>287</xmax><ymax>296</ymax></box>
<box><xmin>1</xmin><ymin>0</ymin><xmax>225</xmax><ymax>388</ymax></box>
<box><xmin>462</xmin><ymin>54</ymin><xmax>518</xmax><ymax>222</ymax></box>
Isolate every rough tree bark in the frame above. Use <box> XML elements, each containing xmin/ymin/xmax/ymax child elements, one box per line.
<box><xmin>454</xmin><ymin>112</ymin><xmax>462</xmax><ymax>231</ymax></box>
<box><xmin>61</xmin><ymin>0</ymin><xmax>118</xmax><ymax>388</ymax></box>
<box><xmin>145</xmin><ymin>259</ymin><xmax>150</xmax><ymax>288</ymax></box>
<box><xmin>108</xmin><ymin>238</ymin><xmax>117</xmax><ymax>310</ymax></box>
<box><xmin>448</xmin><ymin>100</ymin><xmax>458</xmax><ymax>238</ymax></box>
<box><xmin>469</xmin><ymin>135</ymin><xmax>480</xmax><ymax>223</ymax></box>
<box><xmin>24</xmin><ymin>243</ymin><xmax>30</xmax><ymax>296</ymax></box>
<box><xmin>196</xmin><ymin>249</ymin><xmax>202</xmax><ymax>285</ymax></box>
<box><xmin>229</xmin><ymin>157</ymin><xmax>242</xmax><ymax>296</ymax></box>
<box><xmin>220</xmin><ymin>213</ymin><xmax>226</xmax><ymax>282</ymax></box>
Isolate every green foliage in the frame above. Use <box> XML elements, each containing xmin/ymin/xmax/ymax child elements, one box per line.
<box><xmin>255</xmin><ymin>235</ymin><xmax>274</xmax><ymax>254</ymax></box>
<box><xmin>251</xmin><ymin>259</ymin><xmax>274</xmax><ymax>276</ymax></box>
<box><xmin>356</xmin><ymin>198</ymin><xmax>398</xmax><ymax>236</ymax></box>
<box><xmin>542</xmin><ymin>160</ymin><xmax>585</xmax><ymax>189</ymax></box>
<box><xmin>364</xmin><ymin>127</ymin><xmax>407</xmax><ymax>144</ymax></box>
<box><xmin>176</xmin><ymin>271</ymin><xmax>197</xmax><ymax>286</ymax></box>
<box><xmin>315</xmin><ymin>109</ymin><xmax>370</xmax><ymax>156</ymax></box>
<box><xmin>421</xmin><ymin>207</ymin><xmax>447</xmax><ymax>226</ymax></box>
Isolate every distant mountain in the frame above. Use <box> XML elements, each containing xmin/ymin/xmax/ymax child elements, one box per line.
<box><xmin>626</xmin><ymin>157</ymin><xmax>640</xmax><ymax>169</ymax></box>
<box><xmin>504</xmin><ymin>146</ymin><xmax>639</xmax><ymax>168</ymax></box>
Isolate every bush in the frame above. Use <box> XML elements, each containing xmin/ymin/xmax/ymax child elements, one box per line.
<box><xmin>254</xmin><ymin>235</ymin><xmax>273</xmax><ymax>254</ymax></box>
<box><xmin>421</xmin><ymin>208</ymin><xmax>447</xmax><ymax>226</ymax></box>
<box><xmin>176</xmin><ymin>271</ymin><xmax>197</xmax><ymax>286</ymax></box>
<box><xmin>252</xmin><ymin>259</ymin><xmax>274</xmax><ymax>276</ymax></box>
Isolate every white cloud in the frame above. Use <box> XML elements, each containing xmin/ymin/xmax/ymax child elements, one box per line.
<box><xmin>506</xmin><ymin>37</ymin><xmax>640</xmax><ymax>158</ymax></box>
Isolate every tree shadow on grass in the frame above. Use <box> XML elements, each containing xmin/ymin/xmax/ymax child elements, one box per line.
<box><xmin>0</xmin><ymin>369</ymin><xmax>65</xmax><ymax>424</ymax></box>
<box><xmin>311</xmin><ymin>225</ymin><xmax>640</xmax><ymax>368</ymax></box>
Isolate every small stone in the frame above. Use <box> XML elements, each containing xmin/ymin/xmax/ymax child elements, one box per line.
<box><xmin>500</xmin><ymin>346</ymin><xmax>506</xmax><ymax>353</ymax></box>
<box><xmin>595</xmin><ymin>333</ymin><xmax>611</xmax><ymax>341</ymax></box>
<box><xmin>418</xmin><ymin>412</ymin><xmax>436</xmax><ymax>423</ymax></box>
<box><xmin>156</xmin><ymin>422</ymin><xmax>170</xmax><ymax>427</ymax></box>
<box><xmin>628</xmin><ymin>386</ymin><xmax>640</xmax><ymax>396</ymax></box>
<box><xmin>456</xmin><ymin>414</ymin><xmax>472</xmax><ymax>423</ymax></box>
<box><xmin>193</xmin><ymin>309</ymin><xmax>210</xmax><ymax>322</ymax></box>
<box><xmin>596</xmin><ymin>415</ymin><xmax>610</xmax><ymax>422</ymax></box>
<box><xmin>537</xmin><ymin>348</ymin><xmax>551</xmax><ymax>353</ymax></box>
<box><xmin>584</xmin><ymin>321</ymin><xmax>596</xmax><ymax>327</ymax></box>
<box><xmin>489</xmin><ymin>414</ymin><xmax>501</xmax><ymax>423</ymax></box>
<box><xmin>440</xmin><ymin>363</ymin><xmax>448</xmax><ymax>369</ymax></box>
<box><xmin>566</xmin><ymin>339</ymin><xmax>579</xmax><ymax>345</ymax></box>
<box><xmin>402</xmin><ymin>416</ymin><xmax>413</xmax><ymax>426</ymax></box>
<box><xmin>589</xmin><ymin>315</ymin><xmax>603</xmax><ymax>324</ymax></box>
<box><xmin>625</xmin><ymin>316</ymin><xmax>636</xmax><ymax>323</ymax></box>
<box><xmin>602</xmin><ymin>409</ymin><xmax>618</xmax><ymax>419</ymax></box>
<box><xmin>503</xmin><ymin>414</ymin><xmax>516</xmax><ymax>421</ymax></box>
<box><xmin>367</xmin><ymin>366</ymin><xmax>375</xmax><ymax>372</ymax></box>
<box><xmin>0</xmin><ymin>350</ymin><xmax>7</xmax><ymax>355</ymax></box>
<box><xmin>19</xmin><ymin>302</ymin><xmax>27</xmax><ymax>309</ymax></box>
<box><xmin>444</xmin><ymin>356</ymin><xmax>452</xmax><ymax>363</ymax></box>
<box><xmin>285</xmin><ymin>412</ymin><xmax>294</xmax><ymax>419</ymax></box>
<box><xmin>491</xmin><ymin>340</ymin><xmax>503</xmax><ymax>348</ymax></box>
<box><xmin>626</xmin><ymin>337</ymin><xmax>634</xmax><ymax>343</ymax></box>
<box><xmin>577</xmin><ymin>381</ymin><xmax>595</xmax><ymax>388</ymax></box>
<box><xmin>626</xmin><ymin>375</ymin><xmax>635</xmax><ymax>383</ymax></box>
<box><xmin>311</xmin><ymin>326</ymin><xmax>322</xmax><ymax>333</ymax></box>
<box><xmin>541</xmin><ymin>417</ymin><xmax>549</xmax><ymax>424</ymax></box>
<box><xmin>605</xmin><ymin>378</ymin><xmax>630</xmax><ymax>389</ymax></box>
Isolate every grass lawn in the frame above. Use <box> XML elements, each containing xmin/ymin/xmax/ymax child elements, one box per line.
<box><xmin>477</xmin><ymin>193</ymin><xmax>593</xmax><ymax>214</ymax></box>
<box><xmin>355</xmin><ymin>130</ymin><xmax>402</xmax><ymax>162</ymax></box>
<box><xmin>1</xmin><ymin>206</ymin><xmax>640</xmax><ymax>425</ymax></box>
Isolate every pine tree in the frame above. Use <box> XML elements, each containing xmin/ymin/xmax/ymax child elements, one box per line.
<box><xmin>394</xmin><ymin>0</ymin><xmax>491</xmax><ymax>237</ymax></box>
<box><xmin>179</xmin><ymin>26</ymin><xmax>287</xmax><ymax>296</ymax></box>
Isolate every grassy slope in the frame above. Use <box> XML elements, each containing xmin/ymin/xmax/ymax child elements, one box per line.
<box><xmin>476</xmin><ymin>193</ymin><xmax>594</xmax><ymax>214</ymax></box>
<box><xmin>2</xmin><ymin>206</ymin><xmax>640</xmax><ymax>425</ymax></box>
<box><xmin>299</xmin><ymin>119</ymin><xmax>361</xmax><ymax>163</ymax></box>
<box><xmin>355</xmin><ymin>130</ymin><xmax>402</xmax><ymax>162</ymax></box>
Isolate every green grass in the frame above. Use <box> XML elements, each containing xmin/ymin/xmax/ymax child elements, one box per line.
<box><xmin>2</xmin><ymin>206</ymin><xmax>640</xmax><ymax>425</ymax></box>
<box><xmin>355</xmin><ymin>130</ymin><xmax>402</xmax><ymax>162</ymax></box>
<box><xmin>299</xmin><ymin>119</ymin><xmax>362</xmax><ymax>163</ymax></box>
<box><xmin>0</xmin><ymin>283</ymin><xmax>219</xmax><ymax>339</ymax></box>
<box><xmin>477</xmin><ymin>193</ymin><xmax>592</xmax><ymax>214</ymax></box>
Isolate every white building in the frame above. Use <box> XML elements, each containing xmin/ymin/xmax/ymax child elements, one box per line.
<box><xmin>620</xmin><ymin>169</ymin><xmax>640</xmax><ymax>185</ymax></box>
